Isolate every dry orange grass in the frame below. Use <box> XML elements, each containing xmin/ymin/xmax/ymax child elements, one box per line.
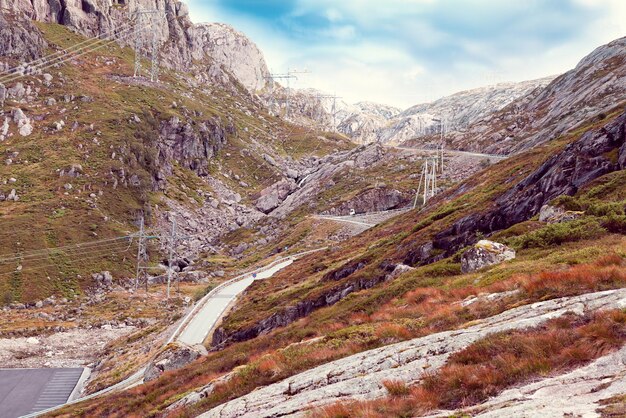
<box><xmin>312</xmin><ymin>310</ymin><xmax>626</xmax><ymax>417</ymax></box>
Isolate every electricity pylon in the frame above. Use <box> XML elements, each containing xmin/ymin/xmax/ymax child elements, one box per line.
<box><xmin>316</xmin><ymin>93</ymin><xmax>342</xmax><ymax>131</ymax></box>
<box><xmin>133</xmin><ymin>8</ymin><xmax>161</xmax><ymax>80</ymax></box>
<box><xmin>413</xmin><ymin>157</ymin><xmax>439</xmax><ymax>208</ymax></box>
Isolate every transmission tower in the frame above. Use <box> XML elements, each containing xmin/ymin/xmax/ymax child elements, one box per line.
<box><xmin>134</xmin><ymin>216</ymin><xmax>147</xmax><ymax>291</ymax></box>
<box><xmin>315</xmin><ymin>93</ymin><xmax>342</xmax><ymax>131</ymax></box>
<box><xmin>166</xmin><ymin>216</ymin><xmax>177</xmax><ymax>299</ymax></box>
<box><xmin>432</xmin><ymin>117</ymin><xmax>446</xmax><ymax>173</ymax></box>
<box><xmin>413</xmin><ymin>157</ymin><xmax>439</xmax><ymax>208</ymax></box>
<box><xmin>133</xmin><ymin>9</ymin><xmax>161</xmax><ymax>79</ymax></box>
<box><xmin>150</xmin><ymin>13</ymin><xmax>160</xmax><ymax>82</ymax></box>
<box><xmin>133</xmin><ymin>10</ymin><xmax>145</xmax><ymax>78</ymax></box>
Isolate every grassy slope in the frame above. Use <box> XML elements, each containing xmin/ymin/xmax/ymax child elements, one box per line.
<box><xmin>0</xmin><ymin>23</ymin><xmax>354</xmax><ymax>304</ymax></box>
<box><xmin>47</xmin><ymin>107</ymin><xmax>626</xmax><ymax>417</ymax></box>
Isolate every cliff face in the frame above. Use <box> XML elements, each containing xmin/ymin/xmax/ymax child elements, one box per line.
<box><xmin>1</xmin><ymin>0</ymin><xmax>270</xmax><ymax>92</ymax></box>
<box><xmin>448</xmin><ymin>37</ymin><xmax>626</xmax><ymax>155</ymax></box>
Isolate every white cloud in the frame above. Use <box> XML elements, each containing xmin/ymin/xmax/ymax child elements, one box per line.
<box><xmin>185</xmin><ymin>0</ymin><xmax>626</xmax><ymax>109</ymax></box>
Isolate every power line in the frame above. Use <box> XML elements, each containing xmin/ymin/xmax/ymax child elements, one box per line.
<box><xmin>0</xmin><ymin>22</ymin><xmax>140</xmax><ymax>85</ymax></box>
<box><xmin>0</xmin><ymin>235</ymin><xmax>135</xmax><ymax>263</ymax></box>
<box><xmin>0</xmin><ymin>20</ymin><xmax>135</xmax><ymax>80</ymax></box>
<box><xmin>0</xmin><ymin>245</ymin><xmax>134</xmax><ymax>278</ymax></box>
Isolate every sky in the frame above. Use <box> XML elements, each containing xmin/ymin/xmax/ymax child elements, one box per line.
<box><xmin>185</xmin><ymin>0</ymin><xmax>626</xmax><ymax>109</ymax></box>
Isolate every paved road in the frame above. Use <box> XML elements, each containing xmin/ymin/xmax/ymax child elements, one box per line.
<box><xmin>313</xmin><ymin>207</ymin><xmax>412</xmax><ymax>231</ymax></box>
<box><xmin>0</xmin><ymin>368</ymin><xmax>84</xmax><ymax>418</ymax></box>
<box><xmin>177</xmin><ymin>259</ymin><xmax>295</xmax><ymax>346</ymax></box>
<box><xmin>22</xmin><ymin>250</ymin><xmax>322</xmax><ymax>417</ymax></box>
<box><xmin>392</xmin><ymin>146</ymin><xmax>508</xmax><ymax>162</ymax></box>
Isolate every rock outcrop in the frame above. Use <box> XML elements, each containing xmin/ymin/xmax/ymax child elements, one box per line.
<box><xmin>199</xmin><ymin>289</ymin><xmax>626</xmax><ymax>417</ymax></box>
<box><xmin>538</xmin><ymin>204</ymin><xmax>584</xmax><ymax>223</ymax></box>
<box><xmin>144</xmin><ymin>342</ymin><xmax>207</xmax><ymax>382</ymax></box>
<box><xmin>460</xmin><ymin>240</ymin><xmax>515</xmax><ymax>273</ymax></box>
<box><xmin>2</xmin><ymin>0</ymin><xmax>269</xmax><ymax>93</ymax></box>
<box><xmin>403</xmin><ymin>109</ymin><xmax>626</xmax><ymax>267</ymax></box>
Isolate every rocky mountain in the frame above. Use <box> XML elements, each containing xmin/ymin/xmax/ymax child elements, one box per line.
<box><xmin>271</xmin><ymin>77</ymin><xmax>553</xmax><ymax>145</ymax></box>
<box><xmin>2</xmin><ymin>3</ymin><xmax>626</xmax><ymax>418</ymax></box>
<box><xmin>378</xmin><ymin>76</ymin><xmax>555</xmax><ymax>145</ymax></box>
<box><xmin>1</xmin><ymin>0</ymin><xmax>270</xmax><ymax>92</ymax></box>
<box><xmin>444</xmin><ymin>36</ymin><xmax>626</xmax><ymax>155</ymax></box>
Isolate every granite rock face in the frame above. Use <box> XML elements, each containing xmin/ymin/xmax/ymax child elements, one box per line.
<box><xmin>144</xmin><ymin>342</ymin><xmax>207</xmax><ymax>382</ymax></box>
<box><xmin>2</xmin><ymin>0</ymin><xmax>270</xmax><ymax>93</ymax></box>
<box><xmin>199</xmin><ymin>289</ymin><xmax>626</xmax><ymax>417</ymax></box>
<box><xmin>449</xmin><ymin>37</ymin><xmax>626</xmax><ymax>154</ymax></box>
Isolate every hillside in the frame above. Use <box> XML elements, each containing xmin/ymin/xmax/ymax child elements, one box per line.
<box><xmin>444</xmin><ymin>36</ymin><xmax>626</xmax><ymax>155</ymax></box>
<box><xmin>46</xmin><ymin>51</ymin><xmax>626</xmax><ymax>417</ymax></box>
<box><xmin>1</xmin><ymin>2</ymin><xmax>626</xmax><ymax>418</ymax></box>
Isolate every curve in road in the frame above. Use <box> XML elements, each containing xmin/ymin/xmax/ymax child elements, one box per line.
<box><xmin>177</xmin><ymin>259</ymin><xmax>294</xmax><ymax>346</ymax></box>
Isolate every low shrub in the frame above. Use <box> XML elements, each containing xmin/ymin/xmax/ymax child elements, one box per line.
<box><xmin>506</xmin><ymin>217</ymin><xmax>606</xmax><ymax>249</ymax></box>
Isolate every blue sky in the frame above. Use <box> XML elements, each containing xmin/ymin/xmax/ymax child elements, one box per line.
<box><xmin>186</xmin><ymin>0</ymin><xmax>626</xmax><ymax>108</ymax></box>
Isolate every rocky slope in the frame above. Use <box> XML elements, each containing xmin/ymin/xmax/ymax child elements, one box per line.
<box><xmin>445</xmin><ymin>36</ymin><xmax>626</xmax><ymax>155</ymax></box>
<box><xmin>1</xmin><ymin>0</ymin><xmax>270</xmax><ymax>92</ymax></box>
<box><xmin>274</xmin><ymin>77</ymin><xmax>553</xmax><ymax>145</ymax></box>
<box><xmin>197</xmin><ymin>288</ymin><xmax>626</xmax><ymax>417</ymax></box>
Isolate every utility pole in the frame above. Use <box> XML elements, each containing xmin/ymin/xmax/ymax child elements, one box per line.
<box><xmin>135</xmin><ymin>216</ymin><xmax>145</xmax><ymax>291</ymax></box>
<box><xmin>166</xmin><ymin>216</ymin><xmax>177</xmax><ymax>300</ymax></box>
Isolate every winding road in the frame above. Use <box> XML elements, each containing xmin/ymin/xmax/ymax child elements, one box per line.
<box><xmin>21</xmin><ymin>249</ymin><xmax>324</xmax><ymax>417</ymax></box>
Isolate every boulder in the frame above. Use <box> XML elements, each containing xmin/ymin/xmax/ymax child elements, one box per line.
<box><xmin>144</xmin><ymin>342</ymin><xmax>207</xmax><ymax>382</ymax></box>
<box><xmin>92</xmin><ymin>271</ymin><xmax>113</xmax><ymax>288</ymax></box>
<box><xmin>539</xmin><ymin>204</ymin><xmax>584</xmax><ymax>223</ymax></box>
<box><xmin>461</xmin><ymin>240</ymin><xmax>515</xmax><ymax>273</ymax></box>
<box><xmin>255</xmin><ymin>179</ymin><xmax>297</xmax><ymax>214</ymax></box>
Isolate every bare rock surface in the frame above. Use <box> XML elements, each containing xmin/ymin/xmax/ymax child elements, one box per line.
<box><xmin>430</xmin><ymin>346</ymin><xmax>626</xmax><ymax>418</ymax></box>
<box><xmin>144</xmin><ymin>342</ymin><xmax>207</xmax><ymax>382</ymax></box>
<box><xmin>198</xmin><ymin>289</ymin><xmax>626</xmax><ymax>418</ymax></box>
<box><xmin>0</xmin><ymin>327</ymin><xmax>135</xmax><ymax>368</ymax></box>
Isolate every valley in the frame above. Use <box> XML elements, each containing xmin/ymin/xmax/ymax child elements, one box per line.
<box><xmin>0</xmin><ymin>1</ymin><xmax>625</xmax><ymax>417</ymax></box>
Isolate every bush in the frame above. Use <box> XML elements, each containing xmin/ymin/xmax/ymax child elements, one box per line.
<box><xmin>507</xmin><ymin>217</ymin><xmax>606</xmax><ymax>249</ymax></box>
<box><xmin>602</xmin><ymin>214</ymin><xmax>626</xmax><ymax>234</ymax></box>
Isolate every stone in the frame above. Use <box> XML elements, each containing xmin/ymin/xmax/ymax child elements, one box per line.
<box><xmin>539</xmin><ymin>204</ymin><xmax>584</xmax><ymax>223</ymax></box>
<box><xmin>35</xmin><ymin>300</ymin><xmax>43</xmax><ymax>308</ymax></box>
<box><xmin>144</xmin><ymin>342</ymin><xmax>207</xmax><ymax>382</ymax></box>
<box><xmin>7</xmin><ymin>189</ymin><xmax>18</xmax><ymax>201</ymax></box>
<box><xmin>26</xmin><ymin>337</ymin><xmax>40</xmax><ymax>345</ymax></box>
<box><xmin>461</xmin><ymin>240</ymin><xmax>515</xmax><ymax>273</ymax></box>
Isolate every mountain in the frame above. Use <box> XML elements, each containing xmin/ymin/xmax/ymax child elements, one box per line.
<box><xmin>444</xmin><ymin>36</ymin><xmax>626</xmax><ymax>155</ymax></box>
<box><xmin>35</xmin><ymin>31</ymin><xmax>626</xmax><ymax>417</ymax></box>
<box><xmin>1</xmin><ymin>0</ymin><xmax>270</xmax><ymax>93</ymax></box>
<box><xmin>271</xmin><ymin>77</ymin><xmax>553</xmax><ymax>145</ymax></box>
<box><xmin>2</xmin><ymin>3</ymin><xmax>626</xmax><ymax>418</ymax></box>
<box><xmin>378</xmin><ymin>76</ymin><xmax>555</xmax><ymax>145</ymax></box>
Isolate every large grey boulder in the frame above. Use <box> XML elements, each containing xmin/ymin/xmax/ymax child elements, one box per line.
<box><xmin>144</xmin><ymin>342</ymin><xmax>207</xmax><ymax>382</ymax></box>
<box><xmin>539</xmin><ymin>204</ymin><xmax>584</xmax><ymax>223</ymax></box>
<box><xmin>461</xmin><ymin>240</ymin><xmax>515</xmax><ymax>273</ymax></box>
<box><xmin>255</xmin><ymin>179</ymin><xmax>297</xmax><ymax>214</ymax></box>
